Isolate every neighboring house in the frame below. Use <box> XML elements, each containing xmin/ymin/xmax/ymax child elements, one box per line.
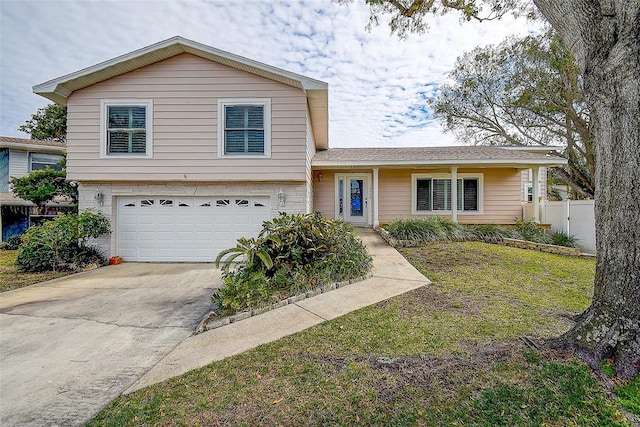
<box><xmin>0</xmin><ymin>136</ymin><xmax>69</xmax><ymax>241</ymax></box>
<box><xmin>33</xmin><ymin>36</ymin><xmax>566</xmax><ymax>262</ymax></box>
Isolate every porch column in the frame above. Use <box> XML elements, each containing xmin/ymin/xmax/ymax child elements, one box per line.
<box><xmin>532</xmin><ymin>167</ymin><xmax>540</xmax><ymax>223</ymax></box>
<box><xmin>373</xmin><ymin>167</ymin><xmax>379</xmax><ymax>228</ymax></box>
<box><xmin>450</xmin><ymin>166</ymin><xmax>458</xmax><ymax>223</ymax></box>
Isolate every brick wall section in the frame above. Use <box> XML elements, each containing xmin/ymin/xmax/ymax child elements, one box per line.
<box><xmin>78</xmin><ymin>182</ymin><xmax>308</xmax><ymax>257</ymax></box>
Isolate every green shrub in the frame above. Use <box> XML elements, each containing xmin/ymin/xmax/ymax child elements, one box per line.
<box><xmin>259</xmin><ymin>213</ymin><xmax>372</xmax><ymax>281</ymax></box>
<box><xmin>466</xmin><ymin>224</ymin><xmax>521</xmax><ymax>243</ymax></box>
<box><xmin>514</xmin><ymin>218</ymin><xmax>551</xmax><ymax>244</ymax></box>
<box><xmin>5</xmin><ymin>235</ymin><xmax>22</xmax><ymax>250</ymax></box>
<box><xmin>213</xmin><ymin>213</ymin><xmax>372</xmax><ymax>315</ymax></box>
<box><xmin>212</xmin><ymin>268</ymin><xmax>274</xmax><ymax>316</ymax></box>
<box><xmin>550</xmin><ymin>231</ymin><xmax>579</xmax><ymax>248</ymax></box>
<box><xmin>384</xmin><ymin>217</ymin><xmax>472</xmax><ymax>243</ymax></box>
<box><xmin>17</xmin><ymin>211</ymin><xmax>110</xmax><ymax>272</ymax></box>
<box><xmin>386</xmin><ymin>218</ymin><xmax>578</xmax><ymax>248</ymax></box>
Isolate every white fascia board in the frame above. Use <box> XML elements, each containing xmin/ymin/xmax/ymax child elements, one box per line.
<box><xmin>0</xmin><ymin>142</ymin><xmax>66</xmax><ymax>153</ymax></box>
<box><xmin>312</xmin><ymin>158</ymin><xmax>568</xmax><ymax>168</ymax></box>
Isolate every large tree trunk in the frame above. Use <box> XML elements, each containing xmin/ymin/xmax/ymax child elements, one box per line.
<box><xmin>535</xmin><ymin>0</ymin><xmax>640</xmax><ymax>379</ymax></box>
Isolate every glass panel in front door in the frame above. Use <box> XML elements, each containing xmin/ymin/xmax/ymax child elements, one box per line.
<box><xmin>350</xmin><ymin>179</ymin><xmax>364</xmax><ymax>217</ymax></box>
<box><xmin>338</xmin><ymin>178</ymin><xmax>344</xmax><ymax>215</ymax></box>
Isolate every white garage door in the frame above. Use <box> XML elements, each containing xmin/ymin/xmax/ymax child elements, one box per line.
<box><xmin>117</xmin><ymin>196</ymin><xmax>270</xmax><ymax>262</ymax></box>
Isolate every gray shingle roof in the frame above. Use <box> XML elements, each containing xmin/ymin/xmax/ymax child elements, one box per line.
<box><xmin>0</xmin><ymin>136</ymin><xmax>66</xmax><ymax>149</ymax></box>
<box><xmin>312</xmin><ymin>146</ymin><xmax>566</xmax><ymax>167</ymax></box>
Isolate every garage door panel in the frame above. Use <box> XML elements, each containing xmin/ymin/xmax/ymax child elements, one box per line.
<box><xmin>117</xmin><ymin>196</ymin><xmax>270</xmax><ymax>262</ymax></box>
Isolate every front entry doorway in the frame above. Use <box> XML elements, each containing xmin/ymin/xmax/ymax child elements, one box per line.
<box><xmin>335</xmin><ymin>174</ymin><xmax>371</xmax><ymax>226</ymax></box>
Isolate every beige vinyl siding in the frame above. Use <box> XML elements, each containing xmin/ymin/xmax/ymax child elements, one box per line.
<box><xmin>312</xmin><ymin>170</ymin><xmax>336</xmax><ymax>218</ymax></box>
<box><xmin>377</xmin><ymin>169</ymin><xmax>413</xmax><ymax>221</ymax></box>
<box><xmin>475</xmin><ymin>168</ymin><xmax>524</xmax><ymax>223</ymax></box>
<box><xmin>66</xmin><ymin>53</ymin><xmax>309</xmax><ymax>182</ymax></box>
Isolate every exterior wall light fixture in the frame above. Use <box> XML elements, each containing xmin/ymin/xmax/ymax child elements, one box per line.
<box><xmin>277</xmin><ymin>188</ymin><xmax>286</xmax><ymax>207</ymax></box>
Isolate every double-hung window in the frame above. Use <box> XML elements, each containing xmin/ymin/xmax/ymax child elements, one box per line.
<box><xmin>100</xmin><ymin>100</ymin><xmax>153</xmax><ymax>158</ymax></box>
<box><xmin>413</xmin><ymin>174</ymin><xmax>482</xmax><ymax>214</ymax></box>
<box><xmin>218</xmin><ymin>99</ymin><xmax>271</xmax><ymax>157</ymax></box>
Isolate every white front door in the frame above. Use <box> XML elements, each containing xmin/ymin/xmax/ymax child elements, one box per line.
<box><xmin>335</xmin><ymin>174</ymin><xmax>371</xmax><ymax>225</ymax></box>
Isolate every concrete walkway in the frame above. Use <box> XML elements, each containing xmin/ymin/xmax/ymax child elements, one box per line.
<box><xmin>126</xmin><ymin>229</ymin><xmax>429</xmax><ymax>393</ymax></box>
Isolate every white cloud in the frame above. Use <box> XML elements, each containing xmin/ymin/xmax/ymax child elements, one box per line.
<box><xmin>0</xmin><ymin>0</ymin><xmax>540</xmax><ymax>147</ymax></box>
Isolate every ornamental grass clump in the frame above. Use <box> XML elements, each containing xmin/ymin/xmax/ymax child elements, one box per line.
<box><xmin>385</xmin><ymin>217</ymin><xmax>580</xmax><ymax>249</ymax></box>
<box><xmin>466</xmin><ymin>223</ymin><xmax>521</xmax><ymax>243</ymax></box>
<box><xmin>384</xmin><ymin>217</ymin><xmax>473</xmax><ymax>244</ymax></box>
<box><xmin>213</xmin><ymin>213</ymin><xmax>372</xmax><ymax>316</ymax></box>
<box><xmin>550</xmin><ymin>231</ymin><xmax>579</xmax><ymax>248</ymax></box>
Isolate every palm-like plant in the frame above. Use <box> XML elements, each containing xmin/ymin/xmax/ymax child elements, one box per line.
<box><xmin>215</xmin><ymin>237</ymin><xmax>275</xmax><ymax>274</ymax></box>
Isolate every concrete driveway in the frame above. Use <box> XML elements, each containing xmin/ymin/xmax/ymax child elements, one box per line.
<box><xmin>0</xmin><ymin>263</ymin><xmax>219</xmax><ymax>427</ymax></box>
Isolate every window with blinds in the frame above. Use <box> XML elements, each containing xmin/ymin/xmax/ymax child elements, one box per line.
<box><xmin>415</xmin><ymin>176</ymin><xmax>480</xmax><ymax>212</ymax></box>
<box><xmin>218</xmin><ymin>99</ymin><xmax>271</xmax><ymax>157</ymax></box>
<box><xmin>107</xmin><ymin>106</ymin><xmax>147</xmax><ymax>154</ymax></box>
<box><xmin>100</xmin><ymin>100</ymin><xmax>153</xmax><ymax>157</ymax></box>
<box><xmin>224</xmin><ymin>105</ymin><xmax>264</xmax><ymax>154</ymax></box>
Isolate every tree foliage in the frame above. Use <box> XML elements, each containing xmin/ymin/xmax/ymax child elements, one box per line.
<box><xmin>353</xmin><ymin>0</ymin><xmax>537</xmax><ymax>37</ymax></box>
<box><xmin>9</xmin><ymin>158</ymin><xmax>77</xmax><ymax>206</ymax></box>
<box><xmin>18</xmin><ymin>103</ymin><xmax>67</xmax><ymax>142</ymax></box>
<box><xmin>432</xmin><ymin>29</ymin><xmax>595</xmax><ymax>198</ymax></box>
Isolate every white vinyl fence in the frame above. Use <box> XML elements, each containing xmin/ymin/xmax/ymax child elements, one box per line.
<box><xmin>523</xmin><ymin>200</ymin><xmax>596</xmax><ymax>254</ymax></box>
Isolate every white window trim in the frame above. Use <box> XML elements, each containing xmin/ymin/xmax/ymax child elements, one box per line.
<box><xmin>217</xmin><ymin>98</ymin><xmax>271</xmax><ymax>158</ymax></box>
<box><xmin>411</xmin><ymin>173</ymin><xmax>484</xmax><ymax>215</ymax></box>
<box><xmin>29</xmin><ymin>152</ymin><xmax>63</xmax><ymax>172</ymax></box>
<box><xmin>100</xmin><ymin>99</ymin><xmax>153</xmax><ymax>158</ymax></box>
<box><xmin>524</xmin><ymin>184</ymin><xmax>534</xmax><ymax>202</ymax></box>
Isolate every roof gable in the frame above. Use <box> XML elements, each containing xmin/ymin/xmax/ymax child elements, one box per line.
<box><xmin>33</xmin><ymin>36</ymin><xmax>329</xmax><ymax>149</ymax></box>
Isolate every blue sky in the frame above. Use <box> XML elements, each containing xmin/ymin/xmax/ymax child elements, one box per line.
<box><xmin>0</xmin><ymin>0</ymin><xmax>538</xmax><ymax>147</ymax></box>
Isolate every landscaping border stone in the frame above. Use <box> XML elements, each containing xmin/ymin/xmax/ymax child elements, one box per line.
<box><xmin>501</xmin><ymin>238</ymin><xmax>581</xmax><ymax>255</ymax></box>
<box><xmin>195</xmin><ymin>272</ymin><xmax>373</xmax><ymax>334</ymax></box>
<box><xmin>376</xmin><ymin>226</ymin><xmax>588</xmax><ymax>256</ymax></box>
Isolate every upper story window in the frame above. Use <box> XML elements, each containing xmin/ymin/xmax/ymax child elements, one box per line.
<box><xmin>218</xmin><ymin>99</ymin><xmax>271</xmax><ymax>158</ymax></box>
<box><xmin>30</xmin><ymin>153</ymin><xmax>63</xmax><ymax>171</ymax></box>
<box><xmin>100</xmin><ymin>99</ymin><xmax>153</xmax><ymax>158</ymax></box>
<box><xmin>412</xmin><ymin>173</ymin><xmax>483</xmax><ymax>214</ymax></box>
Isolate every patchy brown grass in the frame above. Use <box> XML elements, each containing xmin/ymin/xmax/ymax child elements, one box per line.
<box><xmin>0</xmin><ymin>250</ymin><xmax>70</xmax><ymax>292</ymax></box>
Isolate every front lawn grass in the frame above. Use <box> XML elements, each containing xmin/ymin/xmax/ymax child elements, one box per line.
<box><xmin>0</xmin><ymin>250</ymin><xmax>69</xmax><ymax>292</ymax></box>
<box><xmin>89</xmin><ymin>241</ymin><xmax>636</xmax><ymax>426</ymax></box>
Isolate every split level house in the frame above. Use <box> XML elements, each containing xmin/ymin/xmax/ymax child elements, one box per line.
<box><xmin>0</xmin><ymin>136</ymin><xmax>72</xmax><ymax>241</ymax></box>
<box><xmin>32</xmin><ymin>36</ymin><xmax>566</xmax><ymax>262</ymax></box>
